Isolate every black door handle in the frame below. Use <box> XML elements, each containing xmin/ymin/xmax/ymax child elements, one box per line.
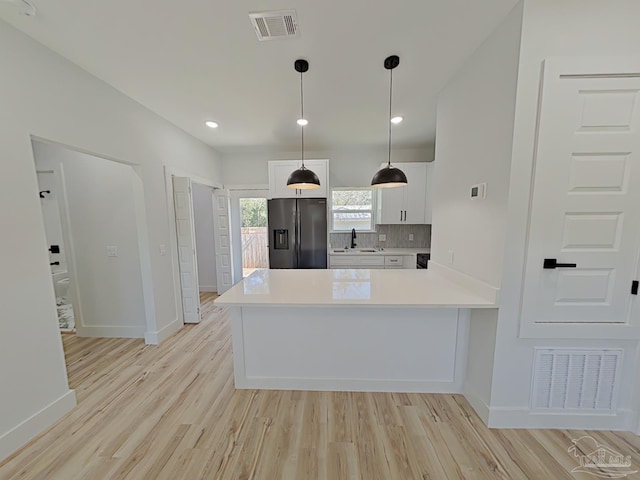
<box><xmin>543</xmin><ymin>258</ymin><xmax>577</xmax><ymax>269</ymax></box>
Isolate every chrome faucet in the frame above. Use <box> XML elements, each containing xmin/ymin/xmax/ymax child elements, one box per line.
<box><xmin>351</xmin><ymin>228</ymin><xmax>357</xmax><ymax>249</ymax></box>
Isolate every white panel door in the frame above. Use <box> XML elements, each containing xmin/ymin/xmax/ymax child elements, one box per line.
<box><xmin>173</xmin><ymin>176</ymin><xmax>200</xmax><ymax>324</ymax></box>
<box><xmin>213</xmin><ymin>189</ymin><xmax>234</xmax><ymax>293</ymax></box>
<box><xmin>521</xmin><ymin>58</ymin><xmax>640</xmax><ymax>326</ymax></box>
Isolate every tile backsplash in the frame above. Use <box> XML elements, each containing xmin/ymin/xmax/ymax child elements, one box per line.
<box><xmin>330</xmin><ymin>224</ymin><xmax>431</xmax><ymax>249</ymax></box>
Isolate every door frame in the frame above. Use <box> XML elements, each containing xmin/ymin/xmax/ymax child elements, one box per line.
<box><xmin>31</xmin><ymin>136</ymin><xmax>158</xmax><ymax>341</ymax></box>
<box><xmin>164</xmin><ymin>166</ymin><xmax>222</xmax><ymax>326</ymax></box>
<box><xmin>228</xmin><ymin>185</ymin><xmax>269</xmax><ymax>282</ymax></box>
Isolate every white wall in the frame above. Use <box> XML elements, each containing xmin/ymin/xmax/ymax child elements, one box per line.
<box><xmin>222</xmin><ymin>146</ymin><xmax>434</xmax><ymax>188</ymax></box>
<box><xmin>464</xmin><ymin>309</ymin><xmax>498</xmax><ymax>423</ymax></box>
<box><xmin>431</xmin><ymin>3</ymin><xmax>523</xmax><ymax>289</ymax></box>
<box><xmin>488</xmin><ymin>0</ymin><xmax>640</xmax><ymax>427</ymax></box>
<box><xmin>193</xmin><ymin>182</ymin><xmax>217</xmax><ymax>292</ymax></box>
<box><xmin>34</xmin><ymin>142</ymin><xmax>148</xmax><ymax>337</ymax></box>
<box><xmin>0</xmin><ymin>20</ymin><xmax>222</xmax><ymax>461</ymax></box>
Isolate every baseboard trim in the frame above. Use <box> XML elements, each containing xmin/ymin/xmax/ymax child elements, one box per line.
<box><xmin>488</xmin><ymin>407</ymin><xmax>635</xmax><ymax>430</ymax></box>
<box><xmin>144</xmin><ymin>318</ymin><xmax>182</xmax><ymax>345</ymax></box>
<box><xmin>428</xmin><ymin>262</ymin><xmax>500</xmax><ymax>304</ymax></box>
<box><xmin>199</xmin><ymin>286</ymin><xmax>217</xmax><ymax>293</ymax></box>
<box><xmin>236</xmin><ymin>376</ymin><xmax>463</xmax><ymax>394</ymax></box>
<box><xmin>76</xmin><ymin>325</ymin><xmax>145</xmax><ymax>339</ymax></box>
<box><xmin>463</xmin><ymin>386</ymin><xmax>491</xmax><ymax>424</ymax></box>
<box><xmin>0</xmin><ymin>389</ymin><xmax>76</xmax><ymax>462</ymax></box>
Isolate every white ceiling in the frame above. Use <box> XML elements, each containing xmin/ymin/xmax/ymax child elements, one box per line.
<box><xmin>0</xmin><ymin>0</ymin><xmax>518</xmax><ymax>152</ymax></box>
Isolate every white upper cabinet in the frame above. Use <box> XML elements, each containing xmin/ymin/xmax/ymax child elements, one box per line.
<box><xmin>268</xmin><ymin>160</ymin><xmax>329</xmax><ymax>198</ymax></box>
<box><xmin>376</xmin><ymin>162</ymin><xmax>430</xmax><ymax>224</ymax></box>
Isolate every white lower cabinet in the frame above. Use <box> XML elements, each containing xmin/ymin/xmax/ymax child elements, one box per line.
<box><xmin>384</xmin><ymin>256</ymin><xmax>404</xmax><ymax>268</ymax></box>
<box><xmin>329</xmin><ymin>255</ymin><xmax>359</xmax><ymax>267</ymax></box>
<box><xmin>357</xmin><ymin>256</ymin><xmax>385</xmax><ymax>267</ymax></box>
<box><xmin>329</xmin><ymin>254</ymin><xmax>409</xmax><ymax>269</ymax></box>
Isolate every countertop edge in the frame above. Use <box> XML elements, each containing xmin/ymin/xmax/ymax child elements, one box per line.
<box><xmin>329</xmin><ymin>248</ymin><xmax>430</xmax><ymax>256</ymax></box>
<box><xmin>215</xmin><ymin>301</ymin><xmax>497</xmax><ymax>308</ymax></box>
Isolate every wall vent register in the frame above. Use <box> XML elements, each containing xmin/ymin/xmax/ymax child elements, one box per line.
<box><xmin>532</xmin><ymin>348</ymin><xmax>621</xmax><ymax>411</ymax></box>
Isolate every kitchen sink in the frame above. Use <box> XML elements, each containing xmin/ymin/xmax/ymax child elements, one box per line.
<box><xmin>357</xmin><ymin>249</ymin><xmax>377</xmax><ymax>253</ymax></box>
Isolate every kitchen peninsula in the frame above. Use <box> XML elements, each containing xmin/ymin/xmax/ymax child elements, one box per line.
<box><xmin>215</xmin><ymin>267</ymin><xmax>498</xmax><ymax>393</ymax></box>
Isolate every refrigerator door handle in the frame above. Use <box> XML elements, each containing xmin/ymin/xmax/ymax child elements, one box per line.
<box><xmin>296</xmin><ymin>208</ymin><xmax>302</xmax><ymax>267</ymax></box>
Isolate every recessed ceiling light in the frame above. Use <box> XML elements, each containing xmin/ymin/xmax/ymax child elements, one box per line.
<box><xmin>390</xmin><ymin>116</ymin><xmax>404</xmax><ymax>124</ymax></box>
<box><xmin>297</xmin><ymin>118</ymin><xmax>308</xmax><ymax>126</ymax></box>
<box><xmin>205</xmin><ymin>120</ymin><xmax>219</xmax><ymax>129</ymax></box>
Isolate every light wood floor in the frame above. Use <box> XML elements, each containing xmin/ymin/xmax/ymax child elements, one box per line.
<box><xmin>2</xmin><ymin>293</ymin><xmax>640</xmax><ymax>479</ymax></box>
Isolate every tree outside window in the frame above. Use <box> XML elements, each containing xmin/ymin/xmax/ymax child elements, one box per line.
<box><xmin>331</xmin><ymin>189</ymin><xmax>375</xmax><ymax>232</ymax></box>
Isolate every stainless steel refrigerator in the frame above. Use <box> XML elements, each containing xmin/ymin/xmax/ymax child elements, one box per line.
<box><xmin>268</xmin><ymin>198</ymin><xmax>327</xmax><ymax>269</ymax></box>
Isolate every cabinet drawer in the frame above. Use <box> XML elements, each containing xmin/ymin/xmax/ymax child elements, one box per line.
<box><xmin>384</xmin><ymin>255</ymin><xmax>404</xmax><ymax>267</ymax></box>
<box><xmin>356</xmin><ymin>256</ymin><xmax>385</xmax><ymax>266</ymax></box>
<box><xmin>329</xmin><ymin>255</ymin><xmax>358</xmax><ymax>267</ymax></box>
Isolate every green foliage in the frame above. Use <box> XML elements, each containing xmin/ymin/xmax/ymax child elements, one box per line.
<box><xmin>331</xmin><ymin>189</ymin><xmax>373</xmax><ymax>210</ymax></box>
<box><xmin>240</xmin><ymin>198</ymin><xmax>267</xmax><ymax>227</ymax></box>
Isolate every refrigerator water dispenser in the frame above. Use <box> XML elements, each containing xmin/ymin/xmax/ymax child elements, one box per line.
<box><xmin>274</xmin><ymin>229</ymin><xmax>289</xmax><ymax>250</ymax></box>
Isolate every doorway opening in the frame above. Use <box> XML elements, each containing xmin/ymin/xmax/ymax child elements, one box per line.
<box><xmin>37</xmin><ymin>170</ymin><xmax>75</xmax><ymax>332</ymax></box>
<box><xmin>239</xmin><ymin>197</ymin><xmax>269</xmax><ymax>277</ymax></box>
<box><xmin>192</xmin><ymin>182</ymin><xmax>220</xmax><ymax>319</ymax></box>
<box><xmin>32</xmin><ymin>139</ymin><xmax>154</xmax><ymax>340</ymax></box>
<box><xmin>168</xmin><ymin>172</ymin><xmax>232</xmax><ymax>326</ymax></box>
<box><xmin>229</xmin><ymin>189</ymin><xmax>270</xmax><ymax>281</ymax></box>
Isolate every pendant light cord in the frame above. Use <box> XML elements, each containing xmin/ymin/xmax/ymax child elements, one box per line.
<box><xmin>300</xmin><ymin>70</ymin><xmax>305</xmax><ymax>167</ymax></box>
<box><xmin>388</xmin><ymin>67</ymin><xmax>393</xmax><ymax>168</ymax></box>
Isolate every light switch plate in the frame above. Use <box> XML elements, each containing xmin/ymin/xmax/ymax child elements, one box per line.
<box><xmin>409</xmin><ymin>233</ymin><xmax>414</xmax><ymax>241</ymax></box>
<box><xmin>106</xmin><ymin>246</ymin><xmax>118</xmax><ymax>257</ymax></box>
<box><xmin>159</xmin><ymin>244</ymin><xmax>167</xmax><ymax>256</ymax></box>
<box><xmin>379</xmin><ymin>234</ymin><xmax>386</xmax><ymax>242</ymax></box>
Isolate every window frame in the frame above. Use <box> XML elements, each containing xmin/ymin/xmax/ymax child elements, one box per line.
<box><xmin>329</xmin><ymin>187</ymin><xmax>377</xmax><ymax>234</ymax></box>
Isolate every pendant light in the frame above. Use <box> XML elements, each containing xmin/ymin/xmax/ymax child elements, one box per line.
<box><xmin>371</xmin><ymin>55</ymin><xmax>408</xmax><ymax>188</ymax></box>
<box><xmin>287</xmin><ymin>59</ymin><xmax>320</xmax><ymax>189</ymax></box>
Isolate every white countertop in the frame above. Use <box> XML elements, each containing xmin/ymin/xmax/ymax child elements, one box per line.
<box><xmin>329</xmin><ymin>247</ymin><xmax>430</xmax><ymax>256</ymax></box>
<box><xmin>215</xmin><ymin>268</ymin><xmax>496</xmax><ymax>308</ymax></box>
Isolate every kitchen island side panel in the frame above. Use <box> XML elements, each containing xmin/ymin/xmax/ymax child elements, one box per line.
<box><xmin>230</xmin><ymin>306</ymin><xmax>470</xmax><ymax>393</ymax></box>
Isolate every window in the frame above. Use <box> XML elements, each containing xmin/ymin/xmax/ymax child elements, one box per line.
<box><xmin>330</xmin><ymin>188</ymin><xmax>376</xmax><ymax>232</ymax></box>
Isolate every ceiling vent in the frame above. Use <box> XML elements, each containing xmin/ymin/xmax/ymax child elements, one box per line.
<box><xmin>249</xmin><ymin>10</ymin><xmax>299</xmax><ymax>41</ymax></box>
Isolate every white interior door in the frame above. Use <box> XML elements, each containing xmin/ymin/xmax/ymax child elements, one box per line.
<box><xmin>173</xmin><ymin>176</ymin><xmax>200</xmax><ymax>324</ymax></box>
<box><xmin>213</xmin><ymin>189</ymin><xmax>234</xmax><ymax>293</ymax></box>
<box><xmin>521</xmin><ymin>58</ymin><xmax>640</xmax><ymax>326</ymax></box>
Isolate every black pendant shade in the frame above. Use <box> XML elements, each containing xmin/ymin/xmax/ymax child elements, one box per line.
<box><xmin>288</xmin><ymin>58</ymin><xmax>320</xmax><ymax>190</ymax></box>
<box><xmin>287</xmin><ymin>165</ymin><xmax>321</xmax><ymax>189</ymax></box>
<box><xmin>370</xmin><ymin>165</ymin><xmax>408</xmax><ymax>188</ymax></box>
<box><xmin>372</xmin><ymin>55</ymin><xmax>408</xmax><ymax>188</ymax></box>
